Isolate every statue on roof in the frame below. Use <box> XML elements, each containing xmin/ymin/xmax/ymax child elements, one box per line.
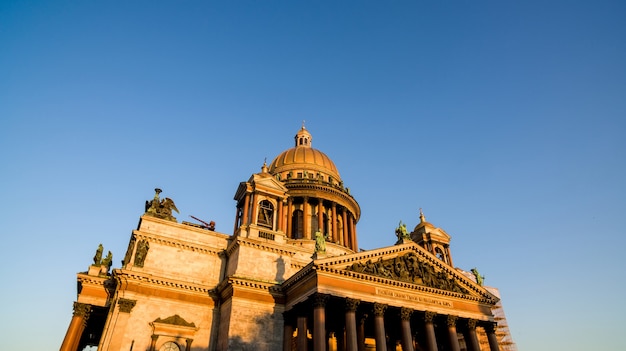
<box><xmin>145</xmin><ymin>188</ymin><xmax>179</xmax><ymax>222</ymax></box>
<box><xmin>314</xmin><ymin>230</ymin><xmax>326</xmax><ymax>254</ymax></box>
<box><xmin>471</xmin><ymin>268</ymin><xmax>485</xmax><ymax>286</ymax></box>
<box><xmin>93</xmin><ymin>244</ymin><xmax>103</xmax><ymax>265</ymax></box>
<box><xmin>102</xmin><ymin>251</ymin><xmax>113</xmax><ymax>270</ymax></box>
<box><xmin>395</xmin><ymin>221</ymin><xmax>410</xmax><ymax>244</ymax></box>
<box><xmin>312</xmin><ymin>230</ymin><xmax>327</xmax><ymax>260</ymax></box>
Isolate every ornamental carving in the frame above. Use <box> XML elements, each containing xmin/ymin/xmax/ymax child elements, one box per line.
<box><xmin>122</xmin><ymin>237</ymin><xmax>136</xmax><ymax>267</ymax></box>
<box><xmin>312</xmin><ymin>293</ymin><xmax>328</xmax><ymax>308</ymax></box>
<box><xmin>346</xmin><ymin>252</ymin><xmax>468</xmax><ymax>294</ymax></box>
<box><xmin>373</xmin><ymin>303</ymin><xmax>387</xmax><ymax>317</ymax></box>
<box><xmin>73</xmin><ymin>302</ymin><xmax>91</xmax><ymax>319</ymax></box>
<box><xmin>118</xmin><ymin>298</ymin><xmax>136</xmax><ymax>313</ymax></box>
<box><xmin>424</xmin><ymin>311</ymin><xmax>436</xmax><ymax>323</ymax></box>
<box><xmin>345</xmin><ymin>298</ymin><xmax>360</xmax><ymax>312</ymax></box>
<box><xmin>153</xmin><ymin>314</ymin><xmax>196</xmax><ymax>327</ymax></box>
<box><xmin>447</xmin><ymin>315</ymin><xmax>458</xmax><ymax>327</ymax></box>
<box><xmin>400</xmin><ymin>307</ymin><xmax>413</xmax><ymax>321</ymax></box>
<box><xmin>467</xmin><ymin>319</ymin><xmax>477</xmax><ymax>330</ymax></box>
<box><xmin>484</xmin><ymin>321</ymin><xmax>497</xmax><ymax>333</ymax></box>
<box><xmin>145</xmin><ymin>188</ymin><xmax>179</xmax><ymax>222</ymax></box>
<box><xmin>134</xmin><ymin>239</ymin><xmax>150</xmax><ymax>267</ymax></box>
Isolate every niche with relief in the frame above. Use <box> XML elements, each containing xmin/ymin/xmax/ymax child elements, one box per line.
<box><xmin>150</xmin><ymin>314</ymin><xmax>198</xmax><ymax>351</ymax></box>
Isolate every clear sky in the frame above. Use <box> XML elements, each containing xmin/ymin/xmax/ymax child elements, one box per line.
<box><xmin>1</xmin><ymin>1</ymin><xmax>625</xmax><ymax>350</ymax></box>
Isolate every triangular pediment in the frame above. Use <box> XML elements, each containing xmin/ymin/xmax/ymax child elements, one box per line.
<box><xmin>312</xmin><ymin>242</ymin><xmax>497</xmax><ymax>303</ymax></box>
<box><xmin>250</xmin><ymin>173</ymin><xmax>288</xmax><ymax>194</ymax></box>
<box><xmin>153</xmin><ymin>314</ymin><xmax>196</xmax><ymax>327</ymax></box>
<box><xmin>234</xmin><ymin>173</ymin><xmax>288</xmax><ymax>200</ymax></box>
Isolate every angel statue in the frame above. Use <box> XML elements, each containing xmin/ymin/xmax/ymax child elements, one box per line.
<box><xmin>145</xmin><ymin>188</ymin><xmax>179</xmax><ymax>222</ymax></box>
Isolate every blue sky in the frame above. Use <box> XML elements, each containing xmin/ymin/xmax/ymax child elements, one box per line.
<box><xmin>1</xmin><ymin>1</ymin><xmax>625</xmax><ymax>350</ymax></box>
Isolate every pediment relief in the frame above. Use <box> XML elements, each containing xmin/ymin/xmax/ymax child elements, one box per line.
<box><xmin>345</xmin><ymin>251</ymin><xmax>469</xmax><ymax>294</ymax></box>
<box><xmin>314</xmin><ymin>243</ymin><xmax>494</xmax><ymax>301</ymax></box>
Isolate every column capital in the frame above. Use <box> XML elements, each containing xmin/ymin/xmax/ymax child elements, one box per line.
<box><xmin>424</xmin><ymin>311</ymin><xmax>437</xmax><ymax>323</ymax></box>
<box><xmin>484</xmin><ymin>321</ymin><xmax>498</xmax><ymax>333</ymax></box>
<box><xmin>345</xmin><ymin>298</ymin><xmax>360</xmax><ymax>312</ymax></box>
<box><xmin>72</xmin><ymin>302</ymin><xmax>92</xmax><ymax>320</ymax></box>
<box><xmin>373</xmin><ymin>302</ymin><xmax>387</xmax><ymax>317</ymax></box>
<box><xmin>312</xmin><ymin>293</ymin><xmax>329</xmax><ymax>308</ymax></box>
<box><xmin>447</xmin><ymin>315</ymin><xmax>458</xmax><ymax>327</ymax></box>
<box><xmin>467</xmin><ymin>319</ymin><xmax>478</xmax><ymax>330</ymax></box>
<box><xmin>400</xmin><ymin>307</ymin><xmax>413</xmax><ymax>321</ymax></box>
<box><xmin>118</xmin><ymin>298</ymin><xmax>137</xmax><ymax>313</ymax></box>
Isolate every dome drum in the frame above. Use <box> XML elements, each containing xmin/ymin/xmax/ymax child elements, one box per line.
<box><xmin>283</xmin><ymin>182</ymin><xmax>360</xmax><ymax>221</ymax></box>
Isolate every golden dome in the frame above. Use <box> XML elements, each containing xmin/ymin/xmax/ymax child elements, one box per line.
<box><xmin>268</xmin><ymin>126</ymin><xmax>342</xmax><ymax>183</ymax></box>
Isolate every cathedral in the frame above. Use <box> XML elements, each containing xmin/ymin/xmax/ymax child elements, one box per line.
<box><xmin>60</xmin><ymin>126</ymin><xmax>515</xmax><ymax>351</ymax></box>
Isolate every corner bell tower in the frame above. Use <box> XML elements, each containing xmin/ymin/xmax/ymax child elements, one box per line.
<box><xmin>410</xmin><ymin>209</ymin><xmax>454</xmax><ymax>266</ymax></box>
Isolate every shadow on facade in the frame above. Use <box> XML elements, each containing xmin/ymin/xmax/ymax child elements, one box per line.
<box><xmin>275</xmin><ymin>255</ymin><xmax>286</xmax><ymax>283</ymax></box>
<box><xmin>215</xmin><ymin>310</ymin><xmax>281</xmax><ymax>351</ymax></box>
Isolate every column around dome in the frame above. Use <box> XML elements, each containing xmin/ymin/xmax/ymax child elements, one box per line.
<box><xmin>331</xmin><ymin>204</ymin><xmax>338</xmax><ymax>243</ymax></box>
<box><xmin>342</xmin><ymin>210</ymin><xmax>348</xmax><ymax>247</ymax></box>
<box><xmin>348</xmin><ymin>211</ymin><xmax>356</xmax><ymax>251</ymax></box>
<box><xmin>303</xmin><ymin>196</ymin><xmax>309</xmax><ymax>239</ymax></box>
<box><xmin>317</xmin><ymin>199</ymin><xmax>323</xmax><ymax>236</ymax></box>
<box><xmin>287</xmin><ymin>198</ymin><xmax>293</xmax><ymax>238</ymax></box>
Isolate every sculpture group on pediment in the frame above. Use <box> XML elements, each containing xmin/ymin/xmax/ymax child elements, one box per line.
<box><xmin>347</xmin><ymin>252</ymin><xmax>468</xmax><ymax>294</ymax></box>
<box><xmin>145</xmin><ymin>188</ymin><xmax>179</xmax><ymax>222</ymax></box>
<box><xmin>92</xmin><ymin>243</ymin><xmax>113</xmax><ymax>272</ymax></box>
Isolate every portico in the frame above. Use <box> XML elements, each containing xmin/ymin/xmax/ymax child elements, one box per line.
<box><xmin>280</xmin><ymin>243</ymin><xmax>501</xmax><ymax>351</ymax></box>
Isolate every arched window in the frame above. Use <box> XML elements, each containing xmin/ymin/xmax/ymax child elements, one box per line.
<box><xmin>435</xmin><ymin>247</ymin><xmax>446</xmax><ymax>262</ymax></box>
<box><xmin>257</xmin><ymin>200</ymin><xmax>274</xmax><ymax>228</ymax></box>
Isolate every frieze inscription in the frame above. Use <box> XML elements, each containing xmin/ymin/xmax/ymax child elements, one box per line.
<box><xmin>376</xmin><ymin>288</ymin><xmax>453</xmax><ymax>308</ymax></box>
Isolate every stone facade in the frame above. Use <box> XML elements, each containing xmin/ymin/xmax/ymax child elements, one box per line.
<box><xmin>60</xmin><ymin>126</ymin><xmax>515</xmax><ymax>351</ymax></box>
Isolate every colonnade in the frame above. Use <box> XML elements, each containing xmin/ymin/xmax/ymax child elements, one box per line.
<box><xmin>234</xmin><ymin>193</ymin><xmax>358</xmax><ymax>251</ymax></box>
<box><xmin>284</xmin><ymin>294</ymin><xmax>500</xmax><ymax>351</ymax></box>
